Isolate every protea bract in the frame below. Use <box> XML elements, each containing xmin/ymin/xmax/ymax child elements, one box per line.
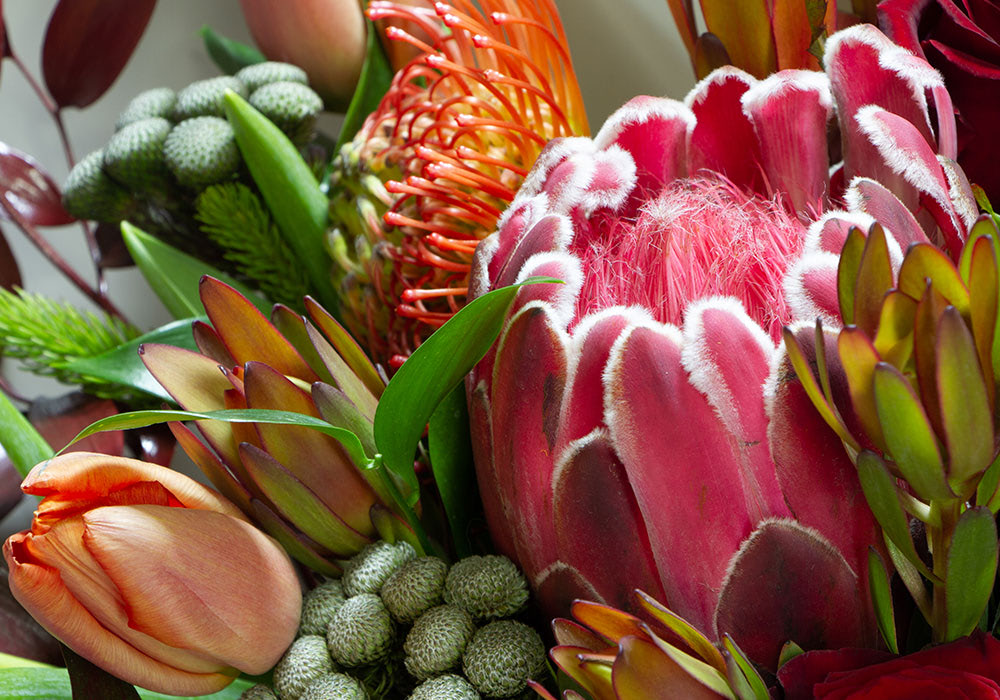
<box><xmin>140</xmin><ymin>276</ymin><xmax>401</xmax><ymax>576</ymax></box>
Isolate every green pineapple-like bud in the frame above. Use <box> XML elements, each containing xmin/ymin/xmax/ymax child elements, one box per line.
<box><xmin>236</xmin><ymin>61</ymin><xmax>308</xmax><ymax>92</ymax></box>
<box><xmin>62</xmin><ymin>149</ymin><xmax>134</xmax><ymax>222</ymax></box>
<box><xmin>299</xmin><ymin>579</ymin><xmax>347</xmax><ymax>636</ymax></box>
<box><xmin>115</xmin><ymin>87</ymin><xmax>176</xmax><ymax>130</ymax></box>
<box><xmin>272</xmin><ymin>635</ymin><xmax>335</xmax><ymax>700</ymax></box>
<box><xmin>298</xmin><ymin>673</ymin><xmax>368</xmax><ymax>700</ymax></box>
<box><xmin>380</xmin><ymin>556</ymin><xmax>447</xmax><ymax>623</ymax></box>
<box><xmin>342</xmin><ymin>541</ymin><xmax>417</xmax><ymax>597</ymax></box>
<box><xmin>443</xmin><ymin>555</ymin><xmax>529</xmax><ymax>620</ymax></box>
<box><xmin>102</xmin><ymin>117</ymin><xmax>171</xmax><ymax>190</ymax></box>
<box><xmin>240</xmin><ymin>685</ymin><xmax>278</xmax><ymax>700</ymax></box>
<box><xmin>403</xmin><ymin>604</ymin><xmax>476</xmax><ymax>681</ymax></box>
<box><xmin>173</xmin><ymin>76</ymin><xmax>247</xmax><ymax>120</ymax></box>
<box><xmin>327</xmin><ymin>593</ymin><xmax>395</xmax><ymax>667</ymax></box>
<box><xmin>408</xmin><ymin>674</ymin><xmax>480</xmax><ymax>700</ymax></box>
<box><xmin>462</xmin><ymin>621</ymin><xmax>546</xmax><ymax>698</ymax></box>
<box><xmin>248</xmin><ymin>81</ymin><xmax>323</xmax><ymax>144</ymax></box>
<box><xmin>163</xmin><ymin>117</ymin><xmax>241</xmax><ymax>188</ymax></box>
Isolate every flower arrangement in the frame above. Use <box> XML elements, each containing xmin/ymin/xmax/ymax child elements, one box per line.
<box><xmin>2</xmin><ymin>0</ymin><xmax>1000</xmax><ymax>699</ymax></box>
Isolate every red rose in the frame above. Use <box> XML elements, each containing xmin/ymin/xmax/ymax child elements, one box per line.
<box><xmin>779</xmin><ymin>632</ymin><xmax>1000</xmax><ymax>699</ymax></box>
<box><xmin>879</xmin><ymin>0</ymin><xmax>1000</xmax><ymax>202</ymax></box>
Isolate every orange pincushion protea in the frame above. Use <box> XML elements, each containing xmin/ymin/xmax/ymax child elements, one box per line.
<box><xmin>328</xmin><ymin>0</ymin><xmax>588</xmax><ymax>368</ymax></box>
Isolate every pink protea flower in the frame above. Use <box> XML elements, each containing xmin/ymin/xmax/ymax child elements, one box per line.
<box><xmin>467</xmin><ymin>23</ymin><xmax>968</xmax><ymax>669</ymax></box>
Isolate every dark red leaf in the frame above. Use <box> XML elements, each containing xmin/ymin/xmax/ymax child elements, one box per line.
<box><xmin>41</xmin><ymin>0</ymin><xmax>156</xmax><ymax>109</ymax></box>
<box><xmin>0</xmin><ymin>446</ymin><xmax>21</xmax><ymax>520</ymax></box>
<box><xmin>125</xmin><ymin>423</ymin><xmax>176</xmax><ymax>466</ymax></box>
<box><xmin>0</xmin><ymin>227</ymin><xmax>21</xmax><ymax>289</ymax></box>
<box><xmin>95</xmin><ymin>221</ymin><xmax>134</xmax><ymax>268</ymax></box>
<box><xmin>1</xmin><ymin>0</ymin><xmax>9</xmax><ymax>61</ymax></box>
<box><xmin>29</xmin><ymin>392</ymin><xmax>123</xmax><ymax>456</ymax></box>
<box><xmin>0</xmin><ymin>565</ymin><xmax>64</xmax><ymax>666</ymax></box>
<box><xmin>63</xmin><ymin>645</ymin><xmax>141</xmax><ymax>699</ymax></box>
<box><xmin>0</xmin><ymin>143</ymin><xmax>75</xmax><ymax>227</ymax></box>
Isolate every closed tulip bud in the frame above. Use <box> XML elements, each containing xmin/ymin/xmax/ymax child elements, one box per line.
<box><xmin>403</xmin><ymin>604</ymin><xmax>476</xmax><ymax>681</ymax></box>
<box><xmin>298</xmin><ymin>673</ymin><xmax>367</xmax><ymax>700</ymax></box>
<box><xmin>273</xmin><ymin>635</ymin><xmax>335</xmax><ymax>700</ymax></box>
<box><xmin>116</xmin><ymin>87</ymin><xmax>176</xmax><ymax>131</ymax></box>
<box><xmin>409</xmin><ymin>674</ymin><xmax>480</xmax><ymax>700</ymax></box>
<box><xmin>299</xmin><ymin>579</ymin><xmax>346</xmax><ymax>636</ymax></box>
<box><xmin>381</xmin><ymin>556</ymin><xmax>447</xmax><ymax>623</ymax></box>
<box><xmin>2</xmin><ymin>452</ymin><xmax>301</xmax><ymax>697</ymax></box>
<box><xmin>462</xmin><ymin>621</ymin><xmax>546</xmax><ymax>698</ymax></box>
<box><xmin>341</xmin><ymin>540</ymin><xmax>417</xmax><ymax>597</ymax></box>
<box><xmin>443</xmin><ymin>556</ymin><xmax>529</xmax><ymax>620</ymax></box>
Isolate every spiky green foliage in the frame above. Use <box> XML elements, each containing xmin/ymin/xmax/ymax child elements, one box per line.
<box><xmin>164</xmin><ymin>116</ymin><xmax>241</xmax><ymax>188</ymax></box>
<box><xmin>116</xmin><ymin>87</ymin><xmax>177</xmax><ymax>130</ymax></box>
<box><xmin>0</xmin><ymin>288</ymin><xmax>141</xmax><ymax>398</ymax></box>
<box><xmin>195</xmin><ymin>182</ymin><xmax>309</xmax><ymax>306</ymax></box>
<box><xmin>236</xmin><ymin>61</ymin><xmax>308</xmax><ymax>92</ymax></box>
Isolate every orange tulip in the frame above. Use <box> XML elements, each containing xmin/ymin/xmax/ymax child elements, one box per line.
<box><xmin>2</xmin><ymin>452</ymin><xmax>302</xmax><ymax>696</ymax></box>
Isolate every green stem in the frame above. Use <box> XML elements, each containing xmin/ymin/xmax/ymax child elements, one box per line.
<box><xmin>930</xmin><ymin>498</ymin><xmax>961</xmax><ymax>642</ymax></box>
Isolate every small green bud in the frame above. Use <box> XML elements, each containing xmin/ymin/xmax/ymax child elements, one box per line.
<box><xmin>62</xmin><ymin>149</ymin><xmax>133</xmax><ymax>222</ymax></box>
<box><xmin>173</xmin><ymin>76</ymin><xmax>247</xmax><ymax>120</ymax></box>
<box><xmin>236</xmin><ymin>61</ymin><xmax>309</xmax><ymax>92</ymax></box>
<box><xmin>248</xmin><ymin>82</ymin><xmax>323</xmax><ymax>144</ymax></box>
<box><xmin>116</xmin><ymin>87</ymin><xmax>176</xmax><ymax>130</ymax></box>
<box><xmin>300</xmin><ymin>579</ymin><xmax>347</xmax><ymax>636</ymax></box>
<box><xmin>462</xmin><ymin>621</ymin><xmax>546</xmax><ymax>698</ymax></box>
<box><xmin>163</xmin><ymin>117</ymin><xmax>241</xmax><ymax>188</ymax></box>
<box><xmin>443</xmin><ymin>556</ymin><xmax>529</xmax><ymax>620</ymax></box>
<box><xmin>409</xmin><ymin>674</ymin><xmax>480</xmax><ymax>700</ymax></box>
<box><xmin>298</xmin><ymin>673</ymin><xmax>367</xmax><ymax>700</ymax></box>
<box><xmin>381</xmin><ymin>556</ymin><xmax>447</xmax><ymax>623</ymax></box>
<box><xmin>103</xmin><ymin>117</ymin><xmax>171</xmax><ymax>190</ymax></box>
<box><xmin>342</xmin><ymin>540</ymin><xmax>417</xmax><ymax>597</ymax></box>
<box><xmin>403</xmin><ymin>604</ymin><xmax>476</xmax><ymax>681</ymax></box>
<box><xmin>272</xmin><ymin>635</ymin><xmax>334</xmax><ymax>700</ymax></box>
<box><xmin>327</xmin><ymin>593</ymin><xmax>395</xmax><ymax>667</ymax></box>
<box><xmin>240</xmin><ymin>685</ymin><xmax>278</xmax><ymax>700</ymax></box>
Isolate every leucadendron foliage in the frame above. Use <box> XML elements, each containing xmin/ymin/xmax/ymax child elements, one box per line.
<box><xmin>784</xmin><ymin>215</ymin><xmax>1000</xmax><ymax>644</ymax></box>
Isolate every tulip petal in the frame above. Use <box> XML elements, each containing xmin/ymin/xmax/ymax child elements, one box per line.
<box><xmin>82</xmin><ymin>504</ymin><xmax>300</xmax><ymax>674</ymax></box>
<box><xmin>714</xmin><ymin>519</ymin><xmax>868</xmax><ymax>670</ymax></box>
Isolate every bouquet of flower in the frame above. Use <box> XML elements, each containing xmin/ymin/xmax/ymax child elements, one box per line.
<box><xmin>3</xmin><ymin>0</ymin><xmax>1000</xmax><ymax>698</ymax></box>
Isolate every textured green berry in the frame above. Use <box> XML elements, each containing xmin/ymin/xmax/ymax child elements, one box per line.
<box><xmin>381</xmin><ymin>556</ymin><xmax>447</xmax><ymax>623</ymax></box>
<box><xmin>443</xmin><ymin>556</ymin><xmax>529</xmax><ymax>620</ymax></box>
<box><xmin>462</xmin><ymin>621</ymin><xmax>546</xmax><ymax>698</ymax></box>
<box><xmin>403</xmin><ymin>604</ymin><xmax>476</xmax><ymax>681</ymax></box>
<box><xmin>173</xmin><ymin>76</ymin><xmax>247</xmax><ymax>120</ymax></box>
<box><xmin>342</xmin><ymin>541</ymin><xmax>417</xmax><ymax>597</ymax></box>
<box><xmin>103</xmin><ymin>117</ymin><xmax>171</xmax><ymax>190</ymax></box>
<box><xmin>236</xmin><ymin>61</ymin><xmax>308</xmax><ymax>92</ymax></box>
<box><xmin>298</xmin><ymin>673</ymin><xmax>367</xmax><ymax>700</ymax></box>
<box><xmin>163</xmin><ymin>117</ymin><xmax>240</xmax><ymax>188</ymax></box>
<box><xmin>248</xmin><ymin>81</ymin><xmax>323</xmax><ymax>144</ymax></box>
<box><xmin>273</xmin><ymin>635</ymin><xmax>334</xmax><ymax>700</ymax></box>
<box><xmin>62</xmin><ymin>149</ymin><xmax>134</xmax><ymax>222</ymax></box>
<box><xmin>300</xmin><ymin>579</ymin><xmax>347</xmax><ymax>636</ymax></box>
<box><xmin>409</xmin><ymin>674</ymin><xmax>480</xmax><ymax>700</ymax></box>
<box><xmin>327</xmin><ymin>593</ymin><xmax>395</xmax><ymax>667</ymax></box>
<box><xmin>116</xmin><ymin>87</ymin><xmax>176</xmax><ymax>130</ymax></box>
<box><xmin>240</xmin><ymin>685</ymin><xmax>278</xmax><ymax>700</ymax></box>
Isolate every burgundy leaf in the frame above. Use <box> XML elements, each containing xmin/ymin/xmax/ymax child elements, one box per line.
<box><xmin>0</xmin><ymin>446</ymin><xmax>21</xmax><ymax>520</ymax></box>
<box><xmin>41</xmin><ymin>0</ymin><xmax>156</xmax><ymax>109</ymax></box>
<box><xmin>0</xmin><ymin>227</ymin><xmax>21</xmax><ymax>289</ymax></box>
<box><xmin>0</xmin><ymin>565</ymin><xmax>64</xmax><ymax>666</ymax></box>
<box><xmin>0</xmin><ymin>143</ymin><xmax>74</xmax><ymax>227</ymax></box>
<box><xmin>124</xmin><ymin>423</ymin><xmax>176</xmax><ymax>466</ymax></box>
<box><xmin>1</xmin><ymin>0</ymin><xmax>9</xmax><ymax>61</ymax></box>
<box><xmin>28</xmin><ymin>392</ymin><xmax>123</xmax><ymax>456</ymax></box>
<box><xmin>95</xmin><ymin>221</ymin><xmax>134</xmax><ymax>268</ymax></box>
<box><xmin>63</xmin><ymin>645</ymin><xmax>141</xmax><ymax>700</ymax></box>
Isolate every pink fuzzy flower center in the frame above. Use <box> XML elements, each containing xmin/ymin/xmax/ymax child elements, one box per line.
<box><xmin>570</xmin><ymin>176</ymin><xmax>806</xmax><ymax>339</ymax></box>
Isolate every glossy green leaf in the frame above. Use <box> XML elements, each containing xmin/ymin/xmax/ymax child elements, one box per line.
<box><xmin>374</xmin><ymin>277</ymin><xmax>561</xmax><ymax>506</ymax></box>
<box><xmin>856</xmin><ymin>449</ymin><xmax>936</xmax><ymax>581</ymax></box>
<box><xmin>966</xmin><ymin>233</ymin><xmax>998</xmax><ymax>406</ymax></box>
<box><xmin>914</xmin><ymin>283</ymin><xmax>947</xmax><ymax>435</ymax></box>
<box><xmin>777</xmin><ymin>641</ymin><xmax>805</xmax><ymax>669</ymax></box>
<box><xmin>721</xmin><ymin>635</ymin><xmax>769</xmax><ymax>700</ymax></box>
<box><xmin>898</xmin><ymin>242</ymin><xmax>969</xmax><ymax>313</ymax></box>
<box><xmin>199</xmin><ymin>25</ymin><xmax>264</xmax><ymax>75</ymax></box>
<box><xmin>334</xmin><ymin>19</ymin><xmax>394</xmax><ymax>151</ymax></box>
<box><xmin>936</xmin><ymin>307</ymin><xmax>994</xmax><ymax>495</ymax></box>
<box><xmin>0</xmin><ymin>390</ymin><xmax>54</xmax><ymax>477</ymax></box>
<box><xmin>305</xmin><ymin>297</ymin><xmax>385</xmax><ymax>400</ymax></box>
<box><xmin>839</xmin><ymin>327</ymin><xmax>885</xmax><ymax>452</ymax></box>
<box><xmin>853</xmin><ymin>223</ymin><xmax>894</xmax><ymax>337</ymax></box>
<box><xmin>945</xmin><ymin>507</ymin><xmax>999</xmax><ymax>641</ymax></box>
<box><xmin>837</xmin><ymin>226</ymin><xmax>866</xmax><ymax>325</ymax></box>
<box><xmin>121</xmin><ymin>222</ymin><xmax>269</xmax><ymax>319</ymax></box>
<box><xmin>370</xmin><ymin>502</ymin><xmax>424</xmax><ymax>555</ymax></box>
<box><xmin>0</xmin><ymin>666</ymin><xmax>252</xmax><ymax>699</ymax></box>
<box><xmin>223</xmin><ymin>92</ymin><xmax>337</xmax><ymax>312</ymax></box>
<box><xmin>63</xmin><ymin>318</ymin><xmax>201</xmax><ymax>403</ymax></box>
<box><xmin>884</xmin><ymin>534</ymin><xmax>932</xmax><ymax>622</ymax></box>
<box><xmin>867</xmin><ymin>547</ymin><xmax>898</xmax><ymax>653</ymax></box>
<box><xmin>873</xmin><ymin>290</ymin><xmax>916</xmax><ymax>368</ymax></box>
<box><xmin>978</xmin><ymin>453</ymin><xmax>1000</xmax><ymax>513</ymax></box>
<box><xmin>958</xmin><ymin>216</ymin><xmax>1000</xmax><ymax>284</ymax></box>
<box><xmin>872</xmin><ymin>362</ymin><xmax>951</xmax><ymax>501</ymax></box>
<box><xmin>428</xmin><ymin>384</ymin><xmax>478</xmax><ymax>558</ymax></box>
<box><xmin>634</xmin><ymin>590</ymin><xmax>727</xmax><ymax>675</ymax></box>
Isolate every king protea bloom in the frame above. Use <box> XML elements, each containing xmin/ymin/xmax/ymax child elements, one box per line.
<box><xmin>467</xmin><ymin>23</ymin><xmax>962</xmax><ymax>668</ymax></box>
<box><xmin>327</xmin><ymin>0</ymin><xmax>588</xmax><ymax>368</ymax></box>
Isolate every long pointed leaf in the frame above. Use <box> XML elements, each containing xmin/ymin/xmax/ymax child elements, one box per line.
<box><xmin>427</xmin><ymin>384</ymin><xmax>478</xmax><ymax>558</ymax></box>
<box><xmin>0</xmin><ymin>391</ymin><xmax>54</xmax><ymax>477</ymax></box>
<box><xmin>867</xmin><ymin>547</ymin><xmax>898</xmax><ymax>653</ymax></box>
<box><xmin>945</xmin><ymin>507</ymin><xmax>998</xmax><ymax>641</ymax></box>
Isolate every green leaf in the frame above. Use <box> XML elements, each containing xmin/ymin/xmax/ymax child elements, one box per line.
<box><xmin>428</xmin><ymin>385</ymin><xmax>478</xmax><ymax>558</ymax></box>
<box><xmin>885</xmin><ymin>534</ymin><xmax>932</xmax><ymax>622</ymax></box>
<box><xmin>199</xmin><ymin>25</ymin><xmax>265</xmax><ymax>75</ymax></box>
<box><xmin>63</xmin><ymin>318</ymin><xmax>201</xmax><ymax>403</ymax></box>
<box><xmin>945</xmin><ymin>506</ymin><xmax>999</xmax><ymax>641</ymax></box>
<box><xmin>335</xmin><ymin>19</ymin><xmax>394</xmax><ymax>151</ymax></box>
<box><xmin>633</xmin><ymin>590</ymin><xmax>726</xmax><ymax>675</ymax></box>
<box><xmin>853</xmin><ymin>223</ymin><xmax>893</xmax><ymax>336</ymax></box>
<box><xmin>374</xmin><ymin>278</ymin><xmax>561</xmax><ymax>507</ymax></box>
<box><xmin>643</xmin><ymin>628</ymin><xmax>736</xmax><ymax>699</ymax></box>
<box><xmin>121</xmin><ymin>222</ymin><xmax>269</xmax><ymax>319</ymax></box>
<box><xmin>223</xmin><ymin>92</ymin><xmax>337</xmax><ymax>312</ymax></box>
<box><xmin>837</xmin><ymin>226</ymin><xmax>865</xmax><ymax>326</ymax></box>
<box><xmin>0</xmin><ymin>666</ymin><xmax>253</xmax><ymax>699</ymax></box>
<box><xmin>777</xmin><ymin>641</ymin><xmax>805</xmax><ymax>669</ymax></box>
<box><xmin>978</xmin><ymin>452</ymin><xmax>1000</xmax><ymax>513</ymax></box>
<box><xmin>898</xmin><ymin>243</ymin><xmax>970</xmax><ymax>313</ymax></box>
<box><xmin>721</xmin><ymin>635</ymin><xmax>769</xmax><ymax>700</ymax></box>
<box><xmin>0</xmin><ymin>390</ymin><xmax>54</xmax><ymax>477</ymax></box>
<box><xmin>867</xmin><ymin>547</ymin><xmax>898</xmax><ymax>653</ymax></box>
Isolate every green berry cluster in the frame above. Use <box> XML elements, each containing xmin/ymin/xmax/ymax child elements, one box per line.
<box><xmin>244</xmin><ymin>542</ymin><xmax>546</xmax><ymax>700</ymax></box>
